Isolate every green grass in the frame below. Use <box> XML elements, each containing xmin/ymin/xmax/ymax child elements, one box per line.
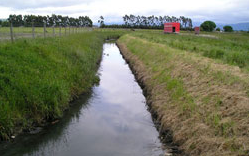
<box><xmin>0</xmin><ymin>27</ymin><xmax>94</xmax><ymax>41</ymax></box>
<box><xmin>119</xmin><ymin>35</ymin><xmax>197</xmax><ymax>116</ymax></box>
<box><xmin>0</xmin><ymin>29</ymin><xmax>127</xmax><ymax>140</ymax></box>
<box><xmin>0</xmin><ymin>27</ymin><xmax>92</xmax><ymax>34</ymax></box>
<box><xmin>130</xmin><ymin>31</ymin><xmax>249</xmax><ymax>70</ymax></box>
<box><xmin>118</xmin><ymin>33</ymin><xmax>248</xmax><ymax>156</ymax></box>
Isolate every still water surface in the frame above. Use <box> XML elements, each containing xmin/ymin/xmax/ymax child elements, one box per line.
<box><xmin>0</xmin><ymin>43</ymin><xmax>166</xmax><ymax>156</ymax></box>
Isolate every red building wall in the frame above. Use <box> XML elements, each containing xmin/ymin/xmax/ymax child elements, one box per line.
<box><xmin>194</xmin><ymin>27</ymin><xmax>200</xmax><ymax>34</ymax></box>
<box><xmin>164</xmin><ymin>22</ymin><xmax>180</xmax><ymax>33</ymax></box>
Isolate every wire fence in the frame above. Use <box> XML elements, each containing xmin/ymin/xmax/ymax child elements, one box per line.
<box><xmin>0</xmin><ymin>22</ymin><xmax>93</xmax><ymax>42</ymax></box>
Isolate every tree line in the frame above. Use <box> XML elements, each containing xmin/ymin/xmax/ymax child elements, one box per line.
<box><xmin>200</xmin><ymin>21</ymin><xmax>235</xmax><ymax>32</ymax></box>
<box><xmin>100</xmin><ymin>15</ymin><xmax>193</xmax><ymax>30</ymax></box>
<box><xmin>0</xmin><ymin>14</ymin><xmax>93</xmax><ymax>27</ymax></box>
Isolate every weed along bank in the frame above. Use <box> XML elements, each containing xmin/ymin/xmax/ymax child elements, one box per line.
<box><xmin>0</xmin><ymin>30</ymin><xmax>126</xmax><ymax>141</ymax></box>
<box><xmin>164</xmin><ymin>22</ymin><xmax>180</xmax><ymax>33</ymax></box>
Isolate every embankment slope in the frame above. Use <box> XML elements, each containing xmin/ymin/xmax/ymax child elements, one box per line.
<box><xmin>117</xmin><ymin>34</ymin><xmax>248</xmax><ymax>156</ymax></box>
<box><xmin>0</xmin><ymin>30</ymin><xmax>125</xmax><ymax>140</ymax></box>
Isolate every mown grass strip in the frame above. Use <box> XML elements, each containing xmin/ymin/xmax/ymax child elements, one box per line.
<box><xmin>119</xmin><ymin>35</ymin><xmax>197</xmax><ymax>116</ymax></box>
<box><xmin>118</xmin><ymin>34</ymin><xmax>248</xmax><ymax>156</ymax></box>
<box><xmin>131</xmin><ymin>31</ymin><xmax>249</xmax><ymax>70</ymax></box>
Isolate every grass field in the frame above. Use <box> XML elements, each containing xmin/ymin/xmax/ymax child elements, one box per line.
<box><xmin>130</xmin><ymin>30</ymin><xmax>249</xmax><ymax>70</ymax></box>
<box><xmin>0</xmin><ymin>28</ymin><xmax>248</xmax><ymax>155</ymax></box>
<box><xmin>117</xmin><ymin>31</ymin><xmax>248</xmax><ymax>156</ymax></box>
<box><xmin>0</xmin><ymin>26</ymin><xmax>92</xmax><ymax>33</ymax></box>
<box><xmin>0</xmin><ymin>27</ymin><xmax>94</xmax><ymax>40</ymax></box>
<box><xmin>0</xmin><ymin>29</ymin><xmax>127</xmax><ymax>140</ymax></box>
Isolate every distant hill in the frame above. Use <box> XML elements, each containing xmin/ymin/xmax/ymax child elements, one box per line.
<box><xmin>194</xmin><ymin>22</ymin><xmax>249</xmax><ymax>31</ymax></box>
<box><xmin>217</xmin><ymin>23</ymin><xmax>249</xmax><ymax>31</ymax></box>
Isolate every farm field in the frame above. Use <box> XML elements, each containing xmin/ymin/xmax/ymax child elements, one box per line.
<box><xmin>0</xmin><ymin>26</ymin><xmax>94</xmax><ymax>40</ymax></box>
<box><xmin>0</xmin><ymin>28</ymin><xmax>248</xmax><ymax>156</ymax></box>
<box><xmin>131</xmin><ymin>30</ymin><xmax>249</xmax><ymax>70</ymax></box>
<box><xmin>117</xmin><ymin>30</ymin><xmax>249</xmax><ymax>156</ymax></box>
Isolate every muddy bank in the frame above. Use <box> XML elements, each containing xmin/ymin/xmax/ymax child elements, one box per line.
<box><xmin>116</xmin><ymin>42</ymin><xmax>184</xmax><ymax>156</ymax></box>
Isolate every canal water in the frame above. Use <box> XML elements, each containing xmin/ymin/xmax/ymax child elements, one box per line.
<box><xmin>0</xmin><ymin>43</ymin><xmax>166</xmax><ymax>156</ymax></box>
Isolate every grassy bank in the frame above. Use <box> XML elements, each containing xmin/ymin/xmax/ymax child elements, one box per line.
<box><xmin>0</xmin><ymin>29</ymin><xmax>127</xmax><ymax>140</ymax></box>
<box><xmin>117</xmin><ymin>33</ymin><xmax>248</xmax><ymax>156</ymax></box>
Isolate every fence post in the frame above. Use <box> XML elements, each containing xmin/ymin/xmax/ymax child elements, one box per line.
<box><xmin>32</xmin><ymin>22</ymin><xmax>35</xmax><ymax>39</ymax></box>
<box><xmin>59</xmin><ymin>26</ymin><xmax>61</xmax><ymax>37</ymax></box>
<box><xmin>65</xmin><ymin>26</ymin><xmax>66</xmax><ymax>36</ymax></box>
<box><xmin>53</xmin><ymin>25</ymin><xmax>55</xmax><ymax>37</ymax></box>
<box><xmin>43</xmin><ymin>22</ymin><xmax>46</xmax><ymax>38</ymax></box>
<box><xmin>69</xmin><ymin>26</ymin><xmax>71</xmax><ymax>35</ymax></box>
<box><xmin>10</xmin><ymin>22</ymin><xmax>14</xmax><ymax>43</ymax></box>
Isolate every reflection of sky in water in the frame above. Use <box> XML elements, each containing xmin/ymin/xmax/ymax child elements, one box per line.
<box><xmin>1</xmin><ymin>43</ymin><xmax>165</xmax><ymax>156</ymax></box>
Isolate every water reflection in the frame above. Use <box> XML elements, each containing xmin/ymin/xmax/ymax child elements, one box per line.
<box><xmin>0</xmin><ymin>92</ymin><xmax>92</xmax><ymax>156</ymax></box>
<box><xmin>0</xmin><ymin>43</ymin><xmax>165</xmax><ymax>156</ymax></box>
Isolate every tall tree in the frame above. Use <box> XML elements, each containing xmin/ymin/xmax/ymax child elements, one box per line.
<box><xmin>98</xmin><ymin>16</ymin><xmax>104</xmax><ymax>27</ymax></box>
<box><xmin>8</xmin><ymin>14</ymin><xmax>23</xmax><ymax>26</ymax></box>
<box><xmin>200</xmin><ymin>21</ymin><xmax>216</xmax><ymax>31</ymax></box>
<box><xmin>223</xmin><ymin>25</ymin><xmax>233</xmax><ymax>32</ymax></box>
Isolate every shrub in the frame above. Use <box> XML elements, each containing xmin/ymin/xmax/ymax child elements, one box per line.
<box><xmin>223</xmin><ymin>25</ymin><xmax>233</xmax><ymax>32</ymax></box>
<box><xmin>216</xmin><ymin>27</ymin><xmax>221</xmax><ymax>31</ymax></box>
<box><xmin>200</xmin><ymin>21</ymin><xmax>216</xmax><ymax>32</ymax></box>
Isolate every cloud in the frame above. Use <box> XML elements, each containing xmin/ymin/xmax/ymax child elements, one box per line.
<box><xmin>0</xmin><ymin>0</ymin><xmax>94</xmax><ymax>9</ymax></box>
<box><xmin>0</xmin><ymin>0</ymin><xmax>248</xmax><ymax>24</ymax></box>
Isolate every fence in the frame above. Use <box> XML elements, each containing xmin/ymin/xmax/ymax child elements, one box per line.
<box><xmin>0</xmin><ymin>22</ymin><xmax>93</xmax><ymax>42</ymax></box>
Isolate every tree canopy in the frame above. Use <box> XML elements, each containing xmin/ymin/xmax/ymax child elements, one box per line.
<box><xmin>200</xmin><ymin>21</ymin><xmax>216</xmax><ymax>32</ymax></box>
<box><xmin>103</xmin><ymin>14</ymin><xmax>193</xmax><ymax>30</ymax></box>
<box><xmin>216</xmin><ymin>27</ymin><xmax>221</xmax><ymax>31</ymax></box>
<box><xmin>98</xmin><ymin>16</ymin><xmax>105</xmax><ymax>28</ymax></box>
<box><xmin>0</xmin><ymin>14</ymin><xmax>93</xmax><ymax>27</ymax></box>
<box><xmin>223</xmin><ymin>25</ymin><xmax>233</xmax><ymax>32</ymax></box>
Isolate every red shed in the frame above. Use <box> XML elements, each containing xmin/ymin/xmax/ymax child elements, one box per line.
<box><xmin>194</xmin><ymin>27</ymin><xmax>200</xmax><ymax>34</ymax></box>
<box><xmin>164</xmin><ymin>22</ymin><xmax>180</xmax><ymax>33</ymax></box>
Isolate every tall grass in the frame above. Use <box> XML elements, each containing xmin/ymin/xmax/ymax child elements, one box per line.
<box><xmin>0</xmin><ymin>30</ymin><xmax>127</xmax><ymax>140</ymax></box>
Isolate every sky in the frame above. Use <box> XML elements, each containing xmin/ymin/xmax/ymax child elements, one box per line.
<box><xmin>0</xmin><ymin>0</ymin><xmax>249</xmax><ymax>25</ymax></box>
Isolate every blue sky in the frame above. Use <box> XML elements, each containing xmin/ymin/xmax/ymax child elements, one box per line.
<box><xmin>0</xmin><ymin>0</ymin><xmax>249</xmax><ymax>25</ymax></box>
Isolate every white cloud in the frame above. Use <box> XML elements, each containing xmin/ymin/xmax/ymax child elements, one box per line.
<box><xmin>0</xmin><ymin>0</ymin><xmax>94</xmax><ymax>9</ymax></box>
<box><xmin>0</xmin><ymin>0</ymin><xmax>248</xmax><ymax>24</ymax></box>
